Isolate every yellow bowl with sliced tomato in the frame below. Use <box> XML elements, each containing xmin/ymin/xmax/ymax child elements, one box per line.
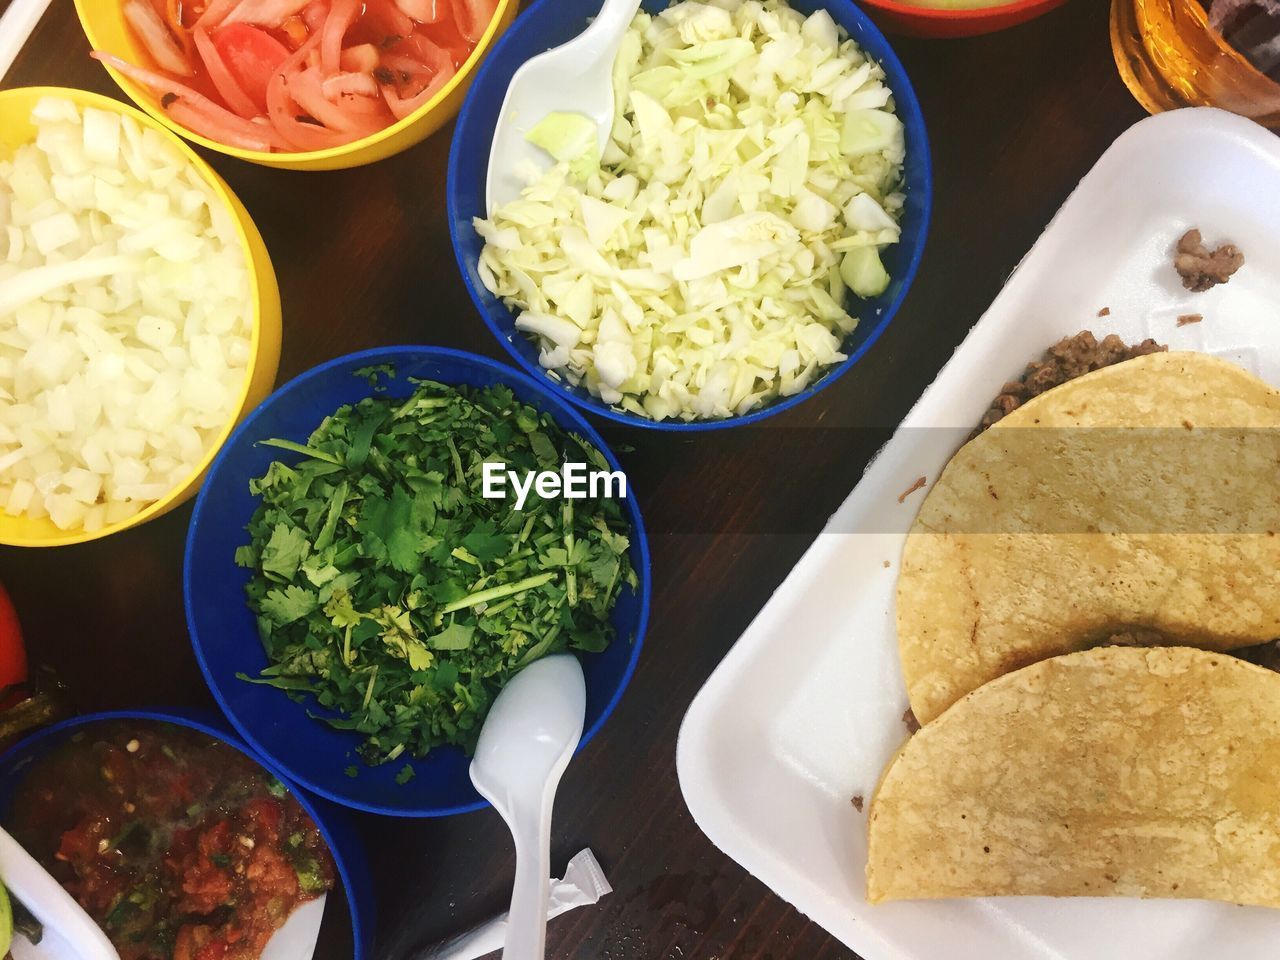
<box><xmin>74</xmin><ymin>0</ymin><xmax>518</xmax><ymax>171</ymax></box>
<box><xmin>0</xmin><ymin>87</ymin><xmax>281</xmax><ymax>547</ymax></box>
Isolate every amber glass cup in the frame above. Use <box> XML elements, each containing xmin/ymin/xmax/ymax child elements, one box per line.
<box><xmin>1111</xmin><ymin>0</ymin><xmax>1280</xmax><ymax>128</ymax></box>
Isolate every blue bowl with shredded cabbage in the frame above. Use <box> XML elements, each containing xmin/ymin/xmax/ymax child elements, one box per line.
<box><xmin>184</xmin><ymin>347</ymin><xmax>650</xmax><ymax>817</ymax></box>
<box><xmin>447</xmin><ymin>0</ymin><xmax>931</xmax><ymax>431</ymax></box>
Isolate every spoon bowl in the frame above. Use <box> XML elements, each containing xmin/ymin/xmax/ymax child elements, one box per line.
<box><xmin>484</xmin><ymin>0</ymin><xmax>643</xmax><ymax>212</ymax></box>
<box><xmin>471</xmin><ymin>655</ymin><xmax>587</xmax><ymax>960</ymax></box>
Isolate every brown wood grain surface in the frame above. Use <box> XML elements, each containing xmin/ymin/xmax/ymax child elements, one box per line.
<box><xmin>0</xmin><ymin>1</ymin><xmax>1147</xmax><ymax>957</ymax></box>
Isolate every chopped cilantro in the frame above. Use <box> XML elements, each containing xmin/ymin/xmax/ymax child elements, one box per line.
<box><xmin>237</xmin><ymin>379</ymin><xmax>636</xmax><ymax>765</ymax></box>
<box><xmin>353</xmin><ymin>363</ymin><xmax>396</xmax><ymax>390</ymax></box>
<box><xmin>395</xmin><ymin>764</ymin><xmax>416</xmax><ymax>785</ymax></box>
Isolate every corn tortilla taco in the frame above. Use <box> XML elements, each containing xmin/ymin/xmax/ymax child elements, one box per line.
<box><xmin>867</xmin><ymin>646</ymin><xmax>1280</xmax><ymax>905</ymax></box>
<box><xmin>896</xmin><ymin>351</ymin><xmax>1280</xmax><ymax>724</ymax></box>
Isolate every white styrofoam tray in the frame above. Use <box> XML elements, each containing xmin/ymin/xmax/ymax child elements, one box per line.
<box><xmin>677</xmin><ymin>107</ymin><xmax>1280</xmax><ymax>960</ymax></box>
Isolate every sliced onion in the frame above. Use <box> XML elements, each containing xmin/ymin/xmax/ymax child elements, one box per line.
<box><xmin>222</xmin><ymin>0</ymin><xmax>313</xmax><ymax>27</ymax></box>
<box><xmin>165</xmin><ymin>99</ymin><xmax>276</xmax><ymax>150</ymax></box>
<box><xmin>122</xmin><ymin>0</ymin><xmax>194</xmax><ymax>76</ymax></box>
<box><xmin>91</xmin><ymin>51</ymin><xmax>277</xmax><ymax>147</ymax></box>
<box><xmin>452</xmin><ymin>0</ymin><xmax>498</xmax><ymax>44</ymax></box>
<box><xmin>322</xmin><ymin>71</ymin><xmax>381</xmax><ymax>100</ymax></box>
<box><xmin>265</xmin><ymin>34</ymin><xmax>351</xmax><ymax>150</ymax></box>
<box><xmin>394</xmin><ymin>0</ymin><xmax>445</xmax><ymax>24</ymax></box>
<box><xmin>196</xmin><ymin>0</ymin><xmax>242</xmax><ymax>28</ymax></box>
<box><xmin>164</xmin><ymin>0</ymin><xmax>198</xmax><ymax>60</ymax></box>
<box><xmin>380</xmin><ymin>59</ymin><xmax>455</xmax><ymax>120</ymax></box>
<box><xmin>290</xmin><ymin>67</ymin><xmax>386</xmax><ymax>136</ymax></box>
<box><xmin>301</xmin><ymin>0</ymin><xmax>330</xmax><ymax>31</ymax></box>
<box><xmin>0</xmin><ymin>256</ymin><xmax>138</xmax><ymax>317</ymax></box>
<box><xmin>362</xmin><ymin>0</ymin><xmax>416</xmax><ymax>37</ymax></box>
<box><xmin>321</xmin><ymin>0</ymin><xmax>362</xmax><ymax>76</ymax></box>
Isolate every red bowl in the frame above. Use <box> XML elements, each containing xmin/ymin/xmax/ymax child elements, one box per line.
<box><xmin>858</xmin><ymin>0</ymin><xmax>1067</xmax><ymax>37</ymax></box>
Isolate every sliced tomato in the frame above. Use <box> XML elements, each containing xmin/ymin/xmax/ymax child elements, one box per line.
<box><xmin>320</xmin><ymin>0</ymin><xmax>362</xmax><ymax>76</ymax></box>
<box><xmin>0</xmin><ymin>583</ymin><xmax>28</xmax><ymax>695</ymax></box>
<box><xmin>289</xmin><ymin>66</ymin><xmax>387</xmax><ymax>135</ymax></box>
<box><xmin>211</xmin><ymin>23</ymin><xmax>292</xmax><ymax>112</ymax></box>
<box><xmin>194</xmin><ymin>24</ymin><xmax>259</xmax><ymax>117</ymax></box>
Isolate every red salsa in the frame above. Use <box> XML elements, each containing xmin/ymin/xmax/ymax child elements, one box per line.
<box><xmin>7</xmin><ymin>721</ymin><xmax>336</xmax><ymax>960</ymax></box>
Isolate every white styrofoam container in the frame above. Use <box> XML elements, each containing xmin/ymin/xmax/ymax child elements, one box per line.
<box><xmin>677</xmin><ymin>107</ymin><xmax>1280</xmax><ymax>960</ymax></box>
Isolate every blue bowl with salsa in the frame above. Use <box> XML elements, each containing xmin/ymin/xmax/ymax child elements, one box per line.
<box><xmin>184</xmin><ymin>346</ymin><xmax>650</xmax><ymax>816</ymax></box>
<box><xmin>0</xmin><ymin>709</ymin><xmax>373</xmax><ymax>959</ymax></box>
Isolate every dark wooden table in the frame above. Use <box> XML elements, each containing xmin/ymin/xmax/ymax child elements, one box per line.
<box><xmin>0</xmin><ymin>2</ymin><xmax>1146</xmax><ymax>957</ymax></box>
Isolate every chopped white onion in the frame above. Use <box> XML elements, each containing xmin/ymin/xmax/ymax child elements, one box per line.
<box><xmin>0</xmin><ymin>98</ymin><xmax>253</xmax><ymax>531</ymax></box>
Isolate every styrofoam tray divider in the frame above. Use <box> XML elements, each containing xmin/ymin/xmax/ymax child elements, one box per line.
<box><xmin>677</xmin><ymin>107</ymin><xmax>1280</xmax><ymax>960</ymax></box>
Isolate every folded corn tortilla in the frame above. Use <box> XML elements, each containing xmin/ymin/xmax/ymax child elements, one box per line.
<box><xmin>867</xmin><ymin>646</ymin><xmax>1280</xmax><ymax>905</ymax></box>
<box><xmin>897</xmin><ymin>351</ymin><xmax>1280</xmax><ymax>724</ymax></box>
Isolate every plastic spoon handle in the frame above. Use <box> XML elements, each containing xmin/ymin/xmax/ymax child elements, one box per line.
<box><xmin>502</xmin><ymin>796</ymin><xmax>555</xmax><ymax>960</ymax></box>
<box><xmin>0</xmin><ymin>0</ymin><xmax>53</xmax><ymax>82</ymax></box>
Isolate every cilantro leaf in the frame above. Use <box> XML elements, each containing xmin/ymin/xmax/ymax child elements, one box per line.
<box><xmin>261</xmin><ymin>523</ymin><xmax>309</xmax><ymax>581</ymax></box>
<box><xmin>427</xmin><ymin>622</ymin><xmax>475</xmax><ymax>651</ymax></box>
<box><xmin>259</xmin><ymin>585</ymin><xmax>319</xmax><ymax>625</ymax></box>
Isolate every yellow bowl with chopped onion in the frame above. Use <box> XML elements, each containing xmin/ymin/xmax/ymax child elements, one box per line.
<box><xmin>0</xmin><ymin>87</ymin><xmax>281</xmax><ymax>547</ymax></box>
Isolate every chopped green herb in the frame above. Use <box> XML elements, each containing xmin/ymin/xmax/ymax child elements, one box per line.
<box><xmin>353</xmin><ymin>363</ymin><xmax>396</xmax><ymax>390</ymax></box>
<box><xmin>294</xmin><ymin>857</ymin><xmax>328</xmax><ymax>894</ymax></box>
<box><xmin>344</xmin><ymin>765</ymin><xmax>359</xmax><ymax>778</ymax></box>
<box><xmin>395</xmin><ymin>764</ymin><xmax>416</xmax><ymax>786</ymax></box>
<box><xmin>237</xmin><ymin>379</ymin><xmax>636</xmax><ymax>765</ymax></box>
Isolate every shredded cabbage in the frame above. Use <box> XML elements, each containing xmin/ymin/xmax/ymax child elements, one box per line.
<box><xmin>476</xmin><ymin>0</ymin><xmax>906</xmax><ymax>421</ymax></box>
<box><xmin>0</xmin><ymin>97</ymin><xmax>252</xmax><ymax>531</ymax></box>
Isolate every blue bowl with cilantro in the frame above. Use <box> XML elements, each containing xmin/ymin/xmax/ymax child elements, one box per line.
<box><xmin>184</xmin><ymin>347</ymin><xmax>650</xmax><ymax>817</ymax></box>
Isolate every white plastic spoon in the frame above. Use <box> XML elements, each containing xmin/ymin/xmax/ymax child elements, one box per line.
<box><xmin>484</xmin><ymin>0</ymin><xmax>643</xmax><ymax>213</ymax></box>
<box><xmin>470</xmin><ymin>654</ymin><xmax>586</xmax><ymax>960</ymax></box>
<box><xmin>0</xmin><ymin>826</ymin><xmax>118</xmax><ymax>960</ymax></box>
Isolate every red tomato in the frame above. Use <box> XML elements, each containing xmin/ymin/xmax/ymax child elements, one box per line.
<box><xmin>211</xmin><ymin>24</ymin><xmax>291</xmax><ymax>113</ymax></box>
<box><xmin>0</xmin><ymin>583</ymin><xmax>27</xmax><ymax>693</ymax></box>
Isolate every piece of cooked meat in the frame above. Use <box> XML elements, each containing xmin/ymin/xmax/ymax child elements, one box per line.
<box><xmin>974</xmin><ymin>331</ymin><xmax>1167</xmax><ymax>434</ymax></box>
<box><xmin>1173</xmin><ymin>228</ymin><xmax>1244</xmax><ymax>292</ymax></box>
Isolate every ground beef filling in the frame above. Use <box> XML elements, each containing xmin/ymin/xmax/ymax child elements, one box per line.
<box><xmin>974</xmin><ymin>331</ymin><xmax>1167</xmax><ymax>434</ymax></box>
<box><xmin>1173</xmin><ymin>228</ymin><xmax>1244</xmax><ymax>292</ymax></box>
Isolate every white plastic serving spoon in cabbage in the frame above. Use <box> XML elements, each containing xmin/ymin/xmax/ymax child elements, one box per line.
<box><xmin>485</xmin><ymin>0</ymin><xmax>643</xmax><ymax>213</ymax></box>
